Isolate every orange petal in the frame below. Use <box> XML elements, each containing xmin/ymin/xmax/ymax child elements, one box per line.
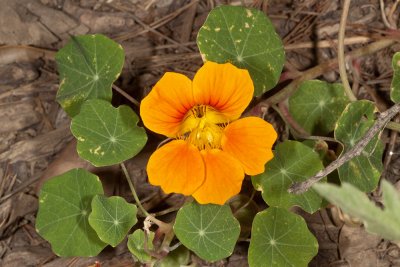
<box><xmin>140</xmin><ymin>72</ymin><xmax>195</xmax><ymax>137</ymax></box>
<box><xmin>222</xmin><ymin>117</ymin><xmax>277</xmax><ymax>175</ymax></box>
<box><xmin>192</xmin><ymin>149</ymin><xmax>244</xmax><ymax>205</ymax></box>
<box><xmin>192</xmin><ymin>62</ymin><xmax>253</xmax><ymax>120</ymax></box>
<box><xmin>147</xmin><ymin>140</ymin><xmax>205</xmax><ymax>195</ymax></box>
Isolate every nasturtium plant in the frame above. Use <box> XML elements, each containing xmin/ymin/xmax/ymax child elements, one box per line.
<box><xmin>127</xmin><ymin>229</ymin><xmax>155</xmax><ymax>263</ymax></box>
<box><xmin>289</xmin><ymin>80</ymin><xmax>350</xmax><ymax>135</ymax></box>
<box><xmin>36</xmin><ymin>168</ymin><xmax>106</xmax><ymax>257</ymax></box>
<box><xmin>335</xmin><ymin>100</ymin><xmax>384</xmax><ymax>192</ymax></box>
<box><xmin>71</xmin><ymin>99</ymin><xmax>147</xmax><ymax>167</ymax></box>
<box><xmin>390</xmin><ymin>52</ymin><xmax>400</xmax><ymax>103</ymax></box>
<box><xmin>56</xmin><ymin>34</ymin><xmax>124</xmax><ymax>117</ymax></box>
<box><xmin>252</xmin><ymin>140</ymin><xmax>325</xmax><ymax>213</ymax></box>
<box><xmin>197</xmin><ymin>5</ymin><xmax>285</xmax><ymax>95</ymax></box>
<box><xmin>35</xmin><ymin>3</ymin><xmax>400</xmax><ymax>266</ymax></box>
<box><xmin>313</xmin><ymin>180</ymin><xmax>400</xmax><ymax>241</ymax></box>
<box><xmin>88</xmin><ymin>195</ymin><xmax>138</xmax><ymax>247</ymax></box>
<box><xmin>173</xmin><ymin>202</ymin><xmax>240</xmax><ymax>262</ymax></box>
<box><xmin>248</xmin><ymin>207</ymin><xmax>319</xmax><ymax>267</ymax></box>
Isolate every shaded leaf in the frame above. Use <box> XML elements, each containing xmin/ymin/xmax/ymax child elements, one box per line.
<box><xmin>289</xmin><ymin>80</ymin><xmax>350</xmax><ymax>135</ymax></box>
<box><xmin>156</xmin><ymin>246</ymin><xmax>190</xmax><ymax>267</ymax></box>
<box><xmin>36</xmin><ymin>168</ymin><xmax>106</xmax><ymax>257</ymax></box>
<box><xmin>173</xmin><ymin>202</ymin><xmax>240</xmax><ymax>262</ymax></box>
<box><xmin>390</xmin><ymin>52</ymin><xmax>400</xmax><ymax>103</ymax></box>
<box><xmin>71</xmin><ymin>99</ymin><xmax>148</xmax><ymax>167</ymax></box>
<box><xmin>252</xmin><ymin>141</ymin><xmax>324</xmax><ymax>213</ymax></box>
<box><xmin>56</xmin><ymin>34</ymin><xmax>124</xmax><ymax>117</ymax></box>
<box><xmin>248</xmin><ymin>207</ymin><xmax>318</xmax><ymax>267</ymax></box>
<box><xmin>88</xmin><ymin>195</ymin><xmax>137</xmax><ymax>247</ymax></box>
<box><xmin>127</xmin><ymin>229</ymin><xmax>155</xmax><ymax>263</ymax></box>
<box><xmin>313</xmin><ymin>180</ymin><xmax>400</xmax><ymax>241</ymax></box>
<box><xmin>335</xmin><ymin>100</ymin><xmax>383</xmax><ymax>192</ymax></box>
<box><xmin>197</xmin><ymin>5</ymin><xmax>285</xmax><ymax>95</ymax></box>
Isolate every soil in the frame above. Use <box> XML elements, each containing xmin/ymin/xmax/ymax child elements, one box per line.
<box><xmin>1</xmin><ymin>0</ymin><xmax>400</xmax><ymax>266</ymax></box>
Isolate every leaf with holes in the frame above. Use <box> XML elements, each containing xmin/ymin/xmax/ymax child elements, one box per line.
<box><xmin>88</xmin><ymin>195</ymin><xmax>137</xmax><ymax>247</ymax></box>
<box><xmin>390</xmin><ymin>52</ymin><xmax>400</xmax><ymax>103</ymax></box>
<box><xmin>173</xmin><ymin>202</ymin><xmax>240</xmax><ymax>262</ymax></box>
<box><xmin>289</xmin><ymin>80</ymin><xmax>350</xmax><ymax>135</ymax></box>
<box><xmin>335</xmin><ymin>100</ymin><xmax>383</xmax><ymax>192</ymax></box>
<box><xmin>56</xmin><ymin>34</ymin><xmax>124</xmax><ymax>117</ymax></box>
<box><xmin>36</xmin><ymin>168</ymin><xmax>106</xmax><ymax>257</ymax></box>
<box><xmin>252</xmin><ymin>140</ymin><xmax>325</xmax><ymax>213</ymax></box>
<box><xmin>127</xmin><ymin>229</ymin><xmax>155</xmax><ymax>263</ymax></box>
<box><xmin>197</xmin><ymin>5</ymin><xmax>285</xmax><ymax>95</ymax></box>
<box><xmin>248</xmin><ymin>207</ymin><xmax>318</xmax><ymax>267</ymax></box>
<box><xmin>71</xmin><ymin>99</ymin><xmax>148</xmax><ymax>167</ymax></box>
<box><xmin>314</xmin><ymin>181</ymin><xmax>400</xmax><ymax>241</ymax></box>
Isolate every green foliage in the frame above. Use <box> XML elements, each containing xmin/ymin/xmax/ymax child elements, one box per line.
<box><xmin>248</xmin><ymin>207</ymin><xmax>319</xmax><ymax>267</ymax></box>
<box><xmin>127</xmin><ymin>229</ymin><xmax>155</xmax><ymax>263</ymax></box>
<box><xmin>335</xmin><ymin>100</ymin><xmax>383</xmax><ymax>192</ymax></box>
<box><xmin>173</xmin><ymin>202</ymin><xmax>240</xmax><ymax>262</ymax></box>
<box><xmin>252</xmin><ymin>140</ymin><xmax>325</xmax><ymax>213</ymax></box>
<box><xmin>70</xmin><ymin>99</ymin><xmax>148</xmax><ymax>167</ymax></box>
<box><xmin>313</xmin><ymin>180</ymin><xmax>400</xmax><ymax>241</ymax></box>
<box><xmin>197</xmin><ymin>5</ymin><xmax>285</xmax><ymax>95</ymax></box>
<box><xmin>88</xmin><ymin>195</ymin><xmax>137</xmax><ymax>247</ymax></box>
<box><xmin>56</xmin><ymin>34</ymin><xmax>124</xmax><ymax>117</ymax></box>
<box><xmin>36</xmin><ymin>169</ymin><xmax>106</xmax><ymax>257</ymax></box>
<box><xmin>289</xmin><ymin>80</ymin><xmax>350</xmax><ymax>135</ymax></box>
<box><xmin>156</xmin><ymin>246</ymin><xmax>191</xmax><ymax>267</ymax></box>
<box><xmin>390</xmin><ymin>52</ymin><xmax>400</xmax><ymax>103</ymax></box>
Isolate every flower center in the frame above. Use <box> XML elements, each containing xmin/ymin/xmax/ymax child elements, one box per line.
<box><xmin>180</xmin><ymin>105</ymin><xmax>228</xmax><ymax>150</ymax></box>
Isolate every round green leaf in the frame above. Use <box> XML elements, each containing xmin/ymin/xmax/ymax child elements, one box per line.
<box><xmin>127</xmin><ymin>229</ymin><xmax>155</xmax><ymax>263</ymax></box>
<box><xmin>36</xmin><ymin>168</ymin><xmax>106</xmax><ymax>257</ymax></box>
<box><xmin>390</xmin><ymin>52</ymin><xmax>400</xmax><ymax>103</ymax></box>
<box><xmin>56</xmin><ymin>34</ymin><xmax>124</xmax><ymax>117</ymax></box>
<box><xmin>252</xmin><ymin>140</ymin><xmax>324</xmax><ymax>213</ymax></box>
<box><xmin>248</xmin><ymin>207</ymin><xmax>318</xmax><ymax>267</ymax></box>
<box><xmin>71</xmin><ymin>99</ymin><xmax>148</xmax><ymax>167</ymax></box>
<box><xmin>335</xmin><ymin>100</ymin><xmax>383</xmax><ymax>192</ymax></box>
<box><xmin>197</xmin><ymin>5</ymin><xmax>285</xmax><ymax>95</ymax></box>
<box><xmin>173</xmin><ymin>202</ymin><xmax>240</xmax><ymax>262</ymax></box>
<box><xmin>88</xmin><ymin>195</ymin><xmax>137</xmax><ymax>247</ymax></box>
<box><xmin>289</xmin><ymin>80</ymin><xmax>350</xmax><ymax>135</ymax></box>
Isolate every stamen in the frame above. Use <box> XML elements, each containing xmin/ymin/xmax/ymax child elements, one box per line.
<box><xmin>179</xmin><ymin>105</ymin><xmax>228</xmax><ymax>150</ymax></box>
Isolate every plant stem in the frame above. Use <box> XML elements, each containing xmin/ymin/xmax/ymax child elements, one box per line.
<box><xmin>338</xmin><ymin>0</ymin><xmax>357</xmax><ymax>102</ymax></box>
<box><xmin>120</xmin><ymin>162</ymin><xmax>150</xmax><ymax>217</ymax></box>
<box><xmin>112</xmin><ymin>84</ymin><xmax>140</xmax><ymax>107</ymax></box>
<box><xmin>288</xmin><ymin>103</ymin><xmax>400</xmax><ymax>194</ymax></box>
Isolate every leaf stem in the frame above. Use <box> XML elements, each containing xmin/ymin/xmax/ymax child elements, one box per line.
<box><xmin>120</xmin><ymin>162</ymin><xmax>150</xmax><ymax>217</ymax></box>
<box><xmin>338</xmin><ymin>0</ymin><xmax>357</xmax><ymax>102</ymax></box>
<box><xmin>112</xmin><ymin>84</ymin><xmax>140</xmax><ymax>107</ymax></box>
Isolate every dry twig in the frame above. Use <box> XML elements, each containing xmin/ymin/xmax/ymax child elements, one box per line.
<box><xmin>288</xmin><ymin>103</ymin><xmax>400</xmax><ymax>194</ymax></box>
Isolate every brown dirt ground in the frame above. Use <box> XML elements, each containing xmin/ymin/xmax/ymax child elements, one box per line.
<box><xmin>1</xmin><ymin>0</ymin><xmax>400</xmax><ymax>266</ymax></box>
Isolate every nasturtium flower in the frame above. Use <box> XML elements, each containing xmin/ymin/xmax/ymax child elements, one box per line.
<box><xmin>140</xmin><ymin>62</ymin><xmax>277</xmax><ymax>205</ymax></box>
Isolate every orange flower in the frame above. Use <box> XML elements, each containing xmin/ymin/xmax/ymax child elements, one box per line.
<box><xmin>140</xmin><ymin>62</ymin><xmax>277</xmax><ymax>205</ymax></box>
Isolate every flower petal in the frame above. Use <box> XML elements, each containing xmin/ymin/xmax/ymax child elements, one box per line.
<box><xmin>140</xmin><ymin>72</ymin><xmax>195</xmax><ymax>137</ymax></box>
<box><xmin>192</xmin><ymin>62</ymin><xmax>253</xmax><ymax>120</ymax></box>
<box><xmin>192</xmin><ymin>149</ymin><xmax>244</xmax><ymax>205</ymax></box>
<box><xmin>222</xmin><ymin>117</ymin><xmax>277</xmax><ymax>175</ymax></box>
<box><xmin>147</xmin><ymin>140</ymin><xmax>205</xmax><ymax>195</ymax></box>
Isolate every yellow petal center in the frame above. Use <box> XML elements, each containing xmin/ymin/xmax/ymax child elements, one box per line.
<box><xmin>179</xmin><ymin>105</ymin><xmax>229</xmax><ymax>150</ymax></box>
